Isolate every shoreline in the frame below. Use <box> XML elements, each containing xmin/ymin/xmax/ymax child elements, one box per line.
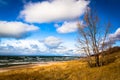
<box><xmin>0</xmin><ymin>61</ymin><xmax>65</xmax><ymax>73</ymax></box>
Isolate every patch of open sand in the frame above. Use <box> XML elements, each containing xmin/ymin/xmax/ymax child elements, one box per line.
<box><xmin>0</xmin><ymin>61</ymin><xmax>64</xmax><ymax>73</ymax></box>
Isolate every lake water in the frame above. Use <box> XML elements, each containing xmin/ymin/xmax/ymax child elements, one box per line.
<box><xmin>0</xmin><ymin>56</ymin><xmax>80</xmax><ymax>67</ymax></box>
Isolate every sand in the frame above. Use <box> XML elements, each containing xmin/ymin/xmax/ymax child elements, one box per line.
<box><xmin>0</xmin><ymin>61</ymin><xmax>63</xmax><ymax>73</ymax></box>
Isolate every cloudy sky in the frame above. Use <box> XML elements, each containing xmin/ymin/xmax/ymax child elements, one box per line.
<box><xmin>0</xmin><ymin>0</ymin><xmax>119</xmax><ymax>56</ymax></box>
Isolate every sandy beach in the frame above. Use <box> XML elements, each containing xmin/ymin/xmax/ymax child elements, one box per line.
<box><xmin>0</xmin><ymin>61</ymin><xmax>63</xmax><ymax>73</ymax></box>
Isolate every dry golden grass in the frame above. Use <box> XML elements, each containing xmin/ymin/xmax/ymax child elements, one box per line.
<box><xmin>0</xmin><ymin>51</ymin><xmax>120</xmax><ymax>80</ymax></box>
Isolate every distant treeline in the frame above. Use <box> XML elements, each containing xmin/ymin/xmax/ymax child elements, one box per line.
<box><xmin>0</xmin><ymin>56</ymin><xmax>80</xmax><ymax>63</ymax></box>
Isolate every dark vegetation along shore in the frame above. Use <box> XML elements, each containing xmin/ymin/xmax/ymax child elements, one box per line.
<box><xmin>0</xmin><ymin>56</ymin><xmax>80</xmax><ymax>68</ymax></box>
<box><xmin>0</xmin><ymin>46</ymin><xmax>120</xmax><ymax>80</ymax></box>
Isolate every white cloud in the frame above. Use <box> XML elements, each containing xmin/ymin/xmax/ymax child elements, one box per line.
<box><xmin>56</xmin><ymin>21</ymin><xmax>84</xmax><ymax>33</ymax></box>
<box><xmin>109</xmin><ymin>28</ymin><xmax>120</xmax><ymax>41</ymax></box>
<box><xmin>50</xmin><ymin>45</ymin><xmax>81</xmax><ymax>56</ymax></box>
<box><xmin>0</xmin><ymin>38</ymin><xmax>81</xmax><ymax>56</ymax></box>
<box><xmin>103</xmin><ymin>28</ymin><xmax>120</xmax><ymax>46</ymax></box>
<box><xmin>0</xmin><ymin>39</ymin><xmax>47</xmax><ymax>55</ymax></box>
<box><xmin>44</xmin><ymin>36</ymin><xmax>62</xmax><ymax>48</ymax></box>
<box><xmin>0</xmin><ymin>21</ymin><xmax>39</xmax><ymax>38</ymax></box>
<box><xmin>56</xmin><ymin>21</ymin><xmax>78</xmax><ymax>33</ymax></box>
<box><xmin>19</xmin><ymin>0</ymin><xmax>89</xmax><ymax>23</ymax></box>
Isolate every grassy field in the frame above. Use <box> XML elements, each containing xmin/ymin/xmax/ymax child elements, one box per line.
<box><xmin>0</xmin><ymin>50</ymin><xmax>120</xmax><ymax>80</ymax></box>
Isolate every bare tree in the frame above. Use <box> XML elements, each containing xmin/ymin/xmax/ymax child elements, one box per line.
<box><xmin>77</xmin><ymin>10</ymin><xmax>111</xmax><ymax>67</ymax></box>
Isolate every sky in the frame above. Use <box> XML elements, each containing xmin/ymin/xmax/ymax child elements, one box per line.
<box><xmin>0</xmin><ymin>0</ymin><xmax>119</xmax><ymax>56</ymax></box>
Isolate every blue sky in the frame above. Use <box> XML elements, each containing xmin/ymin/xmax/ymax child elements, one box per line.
<box><xmin>0</xmin><ymin>0</ymin><xmax>119</xmax><ymax>56</ymax></box>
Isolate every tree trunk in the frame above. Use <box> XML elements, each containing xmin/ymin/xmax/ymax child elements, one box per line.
<box><xmin>95</xmin><ymin>55</ymin><xmax>100</xmax><ymax>67</ymax></box>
